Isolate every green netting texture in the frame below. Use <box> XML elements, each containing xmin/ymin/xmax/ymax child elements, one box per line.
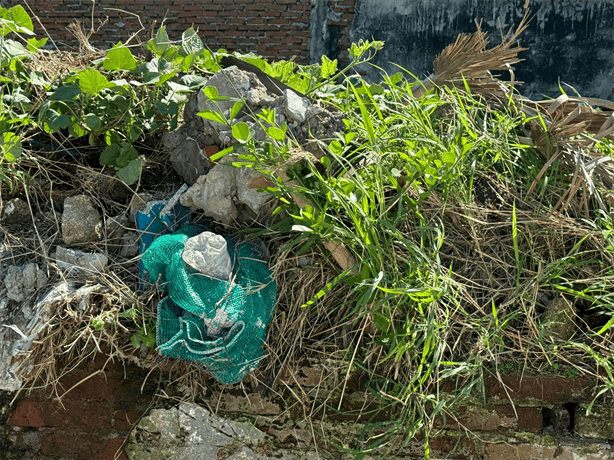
<box><xmin>142</xmin><ymin>224</ymin><xmax>276</xmax><ymax>384</ymax></box>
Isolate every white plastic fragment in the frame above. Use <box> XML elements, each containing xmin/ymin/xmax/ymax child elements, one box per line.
<box><xmin>182</xmin><ymin>232</ymin><xmax>232</xmax><ymax>280</ymax></box>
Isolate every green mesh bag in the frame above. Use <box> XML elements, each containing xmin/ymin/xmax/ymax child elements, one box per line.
<box><xmin>141</xmin><ymin>224</ymin><xmax>276</xmax><ymax>384</ymax></box>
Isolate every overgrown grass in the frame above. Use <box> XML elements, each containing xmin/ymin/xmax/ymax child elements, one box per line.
<box><xmin>239</xmin><ymin>69</ymin><xmax>614</xmax><ymax>456</ymax></box>
<box><xmin>3</xmin><ymin>5</ymin><xmax>614</xmax><ymax>458</ymax></box>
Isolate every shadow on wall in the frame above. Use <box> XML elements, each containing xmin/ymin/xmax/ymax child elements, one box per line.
<box><xmin>349</xmin><ymin>0</ymin><xmax>614</xmax><ymax>100</ymax></box>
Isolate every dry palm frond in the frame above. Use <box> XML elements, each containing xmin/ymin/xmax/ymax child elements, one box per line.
<box><xmin>413</xmin><ymin>12</ymin><xmax>530</xmax><ymax>98</ymax></box>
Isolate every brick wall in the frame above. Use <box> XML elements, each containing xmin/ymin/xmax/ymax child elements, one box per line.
<box><xmin>2</xmin><ymin>0</ymin><xmax>356</xmax><ymax>64</ymax></box>
<box><xmin>4</xmin><ymin>354</ymin><xmax>157</xmax><ymax>460</ymax></box>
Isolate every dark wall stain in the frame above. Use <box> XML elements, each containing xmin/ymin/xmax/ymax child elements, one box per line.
<box><xmin>350</xmin><ymin>0</ymin><xmax>614</xmax><ymax>99</ymax></box>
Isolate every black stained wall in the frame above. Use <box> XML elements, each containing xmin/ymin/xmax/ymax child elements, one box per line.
<box><xmin>350</xmin><ymin>0</ymin><xmax>614</xmax><ymax>100</ymax></box>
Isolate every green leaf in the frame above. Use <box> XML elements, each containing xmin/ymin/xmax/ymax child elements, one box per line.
<box><xmin>45</xmin><ymin>109</ymin><xmax>71</xmax><ymax>132</ymax></box>
<box><xmin>1</xmin><ymin>5</ymin><xmax>34</xmax><ymax>36</ymax></box>
<box><xmin>180</xmin><ymin>74</ymin><xmax>208</xmax><ymax>88</ymax></box>
<box><xmin>180</xmin><ymin>27</ymin><xmax>204</xmax><ymax>56</ymax></box>
<box><xmin>442</xmin><ymin>149</ymin><xmax>456</xmax><ymax>165</ymax></box>
<box><xmin>103</xmin><ymin>43</ymin><xmax>136</xmax><ymax>71</ymax></box>
<box><xmin>320</xmin><ymin>54</ymin><xmax>338</xmax><ymax>79</ymax></box>
<box><xmin>0</xmin><ymin>39</ymin><xmax>29</xmax><ymax>64</ymax></box>
<box><xmin>26</xmin><ymin>37</ymin><xmax>47</xmax><ymax>52</ymax></box>
<box><xmin>229</xmin><ymin>100</ymin><xmax>244</xmax><ymax>120</ymax></box>
<box><xmin>100</xmin><ymin>144</ymin><xmax>120</xmax><ymax>166</ymax></box>
<box><xmin>30</xmin><ymin>70</ymin><xmax>49</xmax><ymax>86</ymax></box>
<box><xmin>79</xmin><ymin>69</ymin><xmax>113</xmax><ymax>95</ymax></box>
<box><xmin>84</xmin><ymin>113</ymin><xmax>103</xmax><ymax>131</ymax></box>
<box><xmin>69</xmin><ymin>121</ymin><xmax>88</xmax><ymax>138</ymax></box>
<box><xmin>155</xmin><ymin>100</ymin><xmax>178</xmax><ymax>116</ymax></box>
<box><xmin>49</xmin><ymin>84</ymin><xmax>80</xmax><ymax>100</ymax></box>
<box><xmin>1</xmin><ymin>132</ymin><xmax>22</xmax><ymax>161</ymax></box>
<box><xmin>266</xmin><ymin>126</ymin><xmax>285</xmax><ymax>141</ymax></box>
<box><xmin>198</xmin><ymin>110</ymin><xmax>227</xmax><ymax>125</ymax></box>
<box><xmin>329</xmin><ymin>140</ymin><xmax>343</xmax><ymax>154</ymax></box>
<box><xmin>130</xmin><ymin>334</ymin><xmax>141</xmax><ymax>349</ymax></box>
<box><xmin>150</xmin><ymin>26</ymin><xmax>170</xmax><ymax>55</ymax></box>
<box><xmin>202</xmin><ymin>85</ymin><xmax>219</xmax><ymax>100</ymax></box>
<box><xmin>232</xmin><ymin>122</ymin><xmax>254</xmax><ymax>143</ymax></box>
<box><xmin>117</xmin><ymin>157</ymin><xmax>144</xmax><ymax>185</ymax></box>
<box><xmin>142</xmin><ymin>330</ymin><xmax>156</xmax><ymax>348</ymax></box>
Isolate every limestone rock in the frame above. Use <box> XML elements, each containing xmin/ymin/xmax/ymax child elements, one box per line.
<box><xmin>125</xmin><ymin>402</ymin><xmax>299</xmax><ymax>460</ymax></box>
<box><xmin>61</xmin><ymin>195</ymin><xmax>102</xmax><ymax>244</ymax></box>
<box><xmin>181</xmin><ymin>157</ymin><xmax>238</xmax><ymax>225</ymax></box>
<box><xmin>164</xmin><ymin>134</ymin><xmax>210</xmax><ymax>185</ymax></box>
<box><xmin>235</xmin><ymin>165</ymin><xmax>272</xmax><ymax>215</ymax></box>
<box><xmin>54</xmin><ymin>246</ymin><xmax>108</xmax><ymax>274</ymax></box>
<box><xmin>283</xmin><ymin>89</ymin><xmax>309</xmax><ymax>123</ymax></box>
<box><xmin>4</xmin><ymin>264</ymin><xmax>47</xmax><ymax>302</ymax></box>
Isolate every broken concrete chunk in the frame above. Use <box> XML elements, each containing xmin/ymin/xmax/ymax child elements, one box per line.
<box><xmin>4</xmin><ymin>264</ymin><xmax>48</xmax><ymax>302</ymax></box>
<box><xmin>182</xmin><ymin>232</ymin><xmax>232</xmax><ymax>280</ymax></box>
<box><xmin>2</xmin><ymin>198</ymin><xmax>30</xmax><ymax>224</ymax></box>
<box><xmin>235</xmin><ymin>165</ymin><xmax>273</xmax><ymax>215</ymax></box>
<box><xmin>61</xmin><ymin>195</ymin><xmax>102</xmax><ymax>244</ymax></box>
<box><xmin>54</xmin><ymin>246</ymin><xmax>108</xmax><ymax>274</ymax></box>
<box><xmin>125</xmin><ymin>402</ymin><xmax>287</xmax><ymax>460</ymax></box>
<box><xmin>181</xmin><ymin>159</ymin><xmax>238</xmax><ymax>225</ymax></box>
<box><xmin>168</xmin><ymin>136</ymin><xmax>211</xmax><ymax>185</ymax></box>
<box><xmin>283</xmin><ymin>88</ymin><xmax>310</xmax><ymax>123</ymax></box>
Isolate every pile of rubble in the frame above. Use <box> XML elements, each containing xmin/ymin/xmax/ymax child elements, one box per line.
<box><xmin>163</xmin><ymin>65</ymin><xmax>345</xmax><ymax>224</ymax></box>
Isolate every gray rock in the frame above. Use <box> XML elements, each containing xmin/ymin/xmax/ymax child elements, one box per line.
<box><xmin>54</xmin><ymin>246</ymin><xmax>108</xmax><ymax>274</ymax></box>
<box><xmin>61</xmin><ymin>195</ymin><xmax>102</xmax><ymax>245</ymax></box>
<box><xmin>181</xmin><ymin>157</ymin><xmax>238</xmax><ymax>225</ymax></box>
<box><xmin>4</xmin><ymin>264</ymin><xmax>47</xmax><ymax>302</ymax></box>
<box><xmin>2</xmin><ymin>198</ymin><xmax>30</xmax><ymax>224</ymax></box>
<box><xmin>182</xmin><ymin>232</ymin><xmax>232</xmax><ymax>280</ymax></box>
<box><xmin>197</xmin><ymin>66</ymin><xmax>275</xmax><ymax>147</ymax></box>
<box><xmin>283</xmin><ymin>89</ymin><xmax>310</xmax><ymax>123</ymax></box>
<box><xmin>235</xmin><ymin>165</ymin><xmax>273</xmax><ymax>215</ymax></box>
<box><xmin>125</xmin><ymin>402</ymin><xmax>300</xmax><ymax>460</ymax></box>
<box><xmin>165</xmin><ymin>135</ymin><xmax>210</xmax><ymax>185</ymax></box>
<box><xmin>119</xmin><ymin>231</ymin><xmax>139</xmax><ymax>258</ymax></box>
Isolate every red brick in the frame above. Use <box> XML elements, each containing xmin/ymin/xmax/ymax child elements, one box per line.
<box><xmin>95</xmin><ymin>437</ymin><xmax>129</xmax><ymax>460</ymax></box>
<box><xmin>10</xmin><ymin>401</ymin><xmax>45</xmax><ymax>428</ymax></box>
<box><xmin>485</xmin><ymin>376</ymin><xmax>596</xmax><ymax>403</ymax></box>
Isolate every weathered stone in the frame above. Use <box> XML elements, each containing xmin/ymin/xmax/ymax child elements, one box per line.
<box><xmin>164</xmin><ymin>135</ymin><xmax>211</xmax><ymax>185</ymax></box>
<box><xmin>282</xmin><ymin>89</ymin><xmax>309</xmax><ymax>123</ymax></box>
<box><xmin>182</xmin><ymin>232</ymin><xmax>232</xmax><ymax>280</ymax></box>
<box><xmin>180</xmin><ymin>157</ymin><xmax>238</xmax><ymax>225</ymax></box>
<box><xmin>125</xmin><ymin>402</ymin><xmax>278</xmax><ymax>460</ymax></box>
<box><xmin>61</xmin><ymin>195</ymin><xmax>102</xmax><ymax>245</ymax></box>
<box><xmin>542</xmin><ymin>296</ymin><xmax>576</xmax><ymax>341</ymax></box>
<box><xmin>235</xmin><ymin>165</ymin><xmax>273</xmax><ymax>215</ymax></box>
<box><xmin>576</xmin><ymin>404</ymin><xmax>614</xmax><ymax>439</ymax></box>
<box><xmin>2</xmin><ymin>198</ymin><xmax>30</xmax><ymax>224</ymax></box>
<box><xmin>119</xmin><ymin>231</ymin><xmax>139</xmax><ymax>258</ymax></box>
<box><xmin>4</xmin><ymin>264</ymin><xmax>47</xmax><ymax>302</ymax></box>
<box><xmin>54</xmin><ymin>247</ymin><xmax>108</xmax><ymax>274</ymax></box>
